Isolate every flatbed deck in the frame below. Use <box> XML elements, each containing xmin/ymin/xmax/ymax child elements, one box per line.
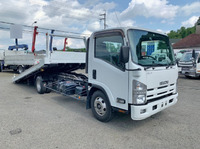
<box><xmin>12</xmin><ymin>51</ymin><xmax>86</xmax><ymax>83</ymax></box>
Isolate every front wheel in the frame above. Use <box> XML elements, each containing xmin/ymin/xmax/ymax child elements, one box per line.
<box><xmin>91</xmin><ymin>91</ymin><xmax>114</xmax><ymax>122</ymax></box>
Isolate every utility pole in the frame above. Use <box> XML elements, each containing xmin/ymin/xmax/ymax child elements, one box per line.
<box><xmin>100</xmin><ymin>11</ymin><xmax>106</xmax><ymax>29</ymax></box>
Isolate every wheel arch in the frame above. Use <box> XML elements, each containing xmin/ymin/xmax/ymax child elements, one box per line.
<box><xmin>86</xmin><ymin>84</ymin><xmax>110</xmax><ymax>109</ymax></box>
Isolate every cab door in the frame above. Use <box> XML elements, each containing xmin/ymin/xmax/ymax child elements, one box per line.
<box><xmin>89</xmin><ymin>30</ymin><xmax>129</xmax><ymax>110</ymax></box>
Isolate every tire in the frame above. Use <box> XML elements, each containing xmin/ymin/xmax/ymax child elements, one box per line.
<box><xmin>35</xmin><ymin>76</ymin><xmax>46</xmax><ymax>94</ymax></box>
<box><xmin>18</xmin><ymin>66</ymin><xmax>24</xmax><ymax>74</ymax></box>
<box><xmin>0</xmin><ymin>61</ymin><xmax>3</xmax><ymax>72</ymax></box>
<box><xmin>91</xmin><ymin>91</ymin><xmax>114</xmax><ymax>122</ymax></box>
<box><xmin>45</xmin><ymin>88</ymin><xmax>51</xmax><ymax>93</ymax></box>
<box><xmin>185</xmin><ymin>75</ymin><xmax>192</xmax><ymax>79</ymax></box>
<box><xmin>0</xmin><ymin>62</ymin><xmax>2</xmax><ymax>72</ymax></box>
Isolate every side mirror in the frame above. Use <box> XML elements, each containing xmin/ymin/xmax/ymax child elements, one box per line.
<box><xmin>120</xmin><ymin>46</ymin><xmax>129</xmax><ymax>64</ymax></box>
<box><xmin>192</xmin><ymin>49</ymin><xmax>195</xmax><ymax>59</ymax></box>
<box><xmin>192</xmin><ymin>49</ymin><xmax>196</xmax><ymax>63</ymax></box>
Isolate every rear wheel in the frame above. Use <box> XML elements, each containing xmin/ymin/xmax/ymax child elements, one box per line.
<box><xmin>0</xmin><ymin>62</ymin><xmax>2</xmax><ymax>72</ymax></box>
<box><xmin>18</xmin><ymin>66</ymin><xmax>24</xmax><ymax>74</ymax></box>
<box><xmin>35</xmin><ymin>76</ymin><xmax>45</xmax><ymax>94</ymax></box>
<box><xmin>91</xmin><ymin>91</ymin><xmax>114</xmax><ymax>122</ymax></box>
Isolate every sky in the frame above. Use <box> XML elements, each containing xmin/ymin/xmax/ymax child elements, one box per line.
<box><xmin>0</xmin><ymin>0</ymin><xmax>200</xmax><ymax>50</ymax></box>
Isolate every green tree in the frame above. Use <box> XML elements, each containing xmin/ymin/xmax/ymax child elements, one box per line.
<box><xmin>168</xmin><ymin>25</ymin><xmax>196</xmax><ymax>39</ymax></box>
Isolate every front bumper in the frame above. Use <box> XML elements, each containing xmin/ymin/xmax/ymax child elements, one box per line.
<box><xmin>181</xmin><ymin>69</ymin><xmax>196</xmax><ymax>77</ymax></box>
<box><xmin>131</xmin><ymin>93</ymin><xmax>178</xmax><ymax>120</ymax></box>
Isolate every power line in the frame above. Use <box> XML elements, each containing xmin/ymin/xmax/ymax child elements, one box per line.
<box><xmin>115</xmin><ymin>11</ymin><xmax>121</xmax><ymax>27</ymax></box>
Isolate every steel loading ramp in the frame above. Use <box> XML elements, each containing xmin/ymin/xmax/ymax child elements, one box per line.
<box><xmin>12</xmin><ymin>59</ymin><xmax>45</xmax><ymax>83</ymax></box>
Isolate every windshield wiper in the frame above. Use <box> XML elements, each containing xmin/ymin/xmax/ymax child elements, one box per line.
<box><xmin>144</xmin><ymin>60</ymin><xmax>176</xmax><ymax>70</ymax></box>
<box><xmin>144</xmin><ymin>66</ymin><xmax>154</xmax><ymax>70</ymax></box>
<box><xmin>143</xmin><ymin>61</ymin><xmax>159</xmax><ymax>70</ymax></box>
<box><xmin>144</xmin><ymin>63</ymin><xmax>169</xmax><ymax>70</ymax></box>
<box><xmin>144</xmin><ymin>62</ymin><xmax>158</xmax><ymax>70</ymax></box>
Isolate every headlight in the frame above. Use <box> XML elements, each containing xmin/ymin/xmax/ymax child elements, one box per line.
<box><xmin>132</xmin><ymin>80</ymin><xmax>147</xmax><ymax>105</ymax></box>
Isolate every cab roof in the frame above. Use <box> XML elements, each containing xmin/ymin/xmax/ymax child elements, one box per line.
<box><xmin>93</xmin><ymin>27</ymin><xmax>167</xmax><ymax>37</ymax></box>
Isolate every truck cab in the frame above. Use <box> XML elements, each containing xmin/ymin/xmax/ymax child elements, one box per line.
<box><xmin>178</xmin><ymin>50</ymin><xmax>200</xmax><ymax>78</ymax></box>
<box><xmin>87</xmin><ymin>27</ymin><xmax>178</xmax><ymax>121</ymax></box>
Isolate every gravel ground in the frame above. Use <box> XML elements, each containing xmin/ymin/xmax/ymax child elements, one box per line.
<box><xmin>0</xmin><ymin>71</ymin><xmax>200</xmax><ymax>149</ymax></box>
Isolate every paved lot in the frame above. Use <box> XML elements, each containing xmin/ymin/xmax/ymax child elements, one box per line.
<box><xmin>0</xmin><ymin>71</ymin><xmax>200</xmax><ymax>149</ymax></box>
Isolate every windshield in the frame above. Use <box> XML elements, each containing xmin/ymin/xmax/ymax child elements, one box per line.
<box><xmin>128</xmin><ymin>29</ymin><xmax>176</xmax><ymax>67</ymax></box>
<box><xmin>176</xmin><ymin>52</ymin><xmax>184</xmax><ymax>60</ymax></box>
<box><xmin>180</xmin><ymin>53</ymin><xmax>199</xmax><ymax>62</ymax></box>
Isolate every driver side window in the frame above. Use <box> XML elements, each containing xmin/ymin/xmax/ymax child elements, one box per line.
<box><xmin>95</xmin><ymin>34</ymin><xmax>124</xmax><ymax>69</ymax></box>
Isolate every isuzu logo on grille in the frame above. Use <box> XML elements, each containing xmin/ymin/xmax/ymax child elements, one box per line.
<box><xmin>160</xmin><ymin>81</ymin><xmax>169</xmax><ymax>86</ymax></box>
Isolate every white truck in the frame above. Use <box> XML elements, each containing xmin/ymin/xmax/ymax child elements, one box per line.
<box><xmin>13</xmin><ymin>27</ymin><xmax>178</xmax><ymax>122</ymax></box>
<box><xmin>2</xmin><ymin>49</ymin><xmax>46</xmax><ymax>73</ymax></box>
<box><xmin>178</xmin><ymin>50</ymin><xmax>200</xmax><ymax>78</ymax></box>
<box><xmin>1</xmin><ymin>26</ymin><xmax>46</xmax><ymax>73</ymax></box>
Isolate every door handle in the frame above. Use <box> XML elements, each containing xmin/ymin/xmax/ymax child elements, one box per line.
<box><xmin>93</xmin><ymin>69</ymin><xmax>96</xmax><ymax>79</ymax></box>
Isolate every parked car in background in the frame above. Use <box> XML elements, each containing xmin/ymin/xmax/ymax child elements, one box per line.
<box><xmin>175</xmin><ymin>50</ymin><xmax>186</xmax><ymax>61</ymax></box>
<box><xmin>175</xmin><ymin>50</ymin><xmax>189</xmax><ymax>72</ymax></box>
<box><xmin>178</xmin><ymin>50</ymin><xmax>200</xmax><ymax>78</ymax></box>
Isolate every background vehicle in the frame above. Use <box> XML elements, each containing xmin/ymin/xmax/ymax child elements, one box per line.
<box><xmin>13</xmin><ymin>27</ymin><xmax>178</xmax><ymax>122</ymax></box>
<box><xmin>0</xmin><ymin>49</ymin><xmax>4</xmax><ymax>72</ymax></box>
<box><xmin>175</xmin><ymin>50</ymin><xmax>188</xmax><ymax>62</ymax></box>
<box><xmin>1</xmin><ymin>27</ymin><xmax>47</xmax><ymax>73</ymax></box>
<box><xmin>178</xmin><ymin>50</ymin><xmax>200</xmax><ymax>78</ymax></box>
<box><xmin>175</xmin><ymin>50</ymin><xmax>188</xmax><ymax>72</ymax></box>
<box><xmin>2</xmin><ymin>47</ymin><xmax>46</xmax><ymax>73</ymax></box>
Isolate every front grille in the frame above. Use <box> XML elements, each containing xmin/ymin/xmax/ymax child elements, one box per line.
<box><xmin>157</xmin><ymin>91</ymin><xmax>167</xmax><ymax>95</ymax></box>
<box><xmin>179</xmin><ymin>63</ymin><xmax>193</xmax><ymax>67</ymax></box>
<box><xmin>182</xmin><ymin>67</ymin><xmax>190</xmax><ymax>71</ymax></box>
<box><xmin>147</xmin><ymin>83</ymin><xmax>176</xmax><ymax>101</ymax></box>
<box><xmin>147</xmin><ymin>93</ymin><xmax>173</xmax><ymax>103</ymax></box>
<box><xmin>147</xmin><ymin>88</ymin><xmax>154</xmax><ymax>91</ymax></box>
<box><xmin>158</xmin><ymin>85</ymin><xmax>167</xmax><ymax>89</ymax></box>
